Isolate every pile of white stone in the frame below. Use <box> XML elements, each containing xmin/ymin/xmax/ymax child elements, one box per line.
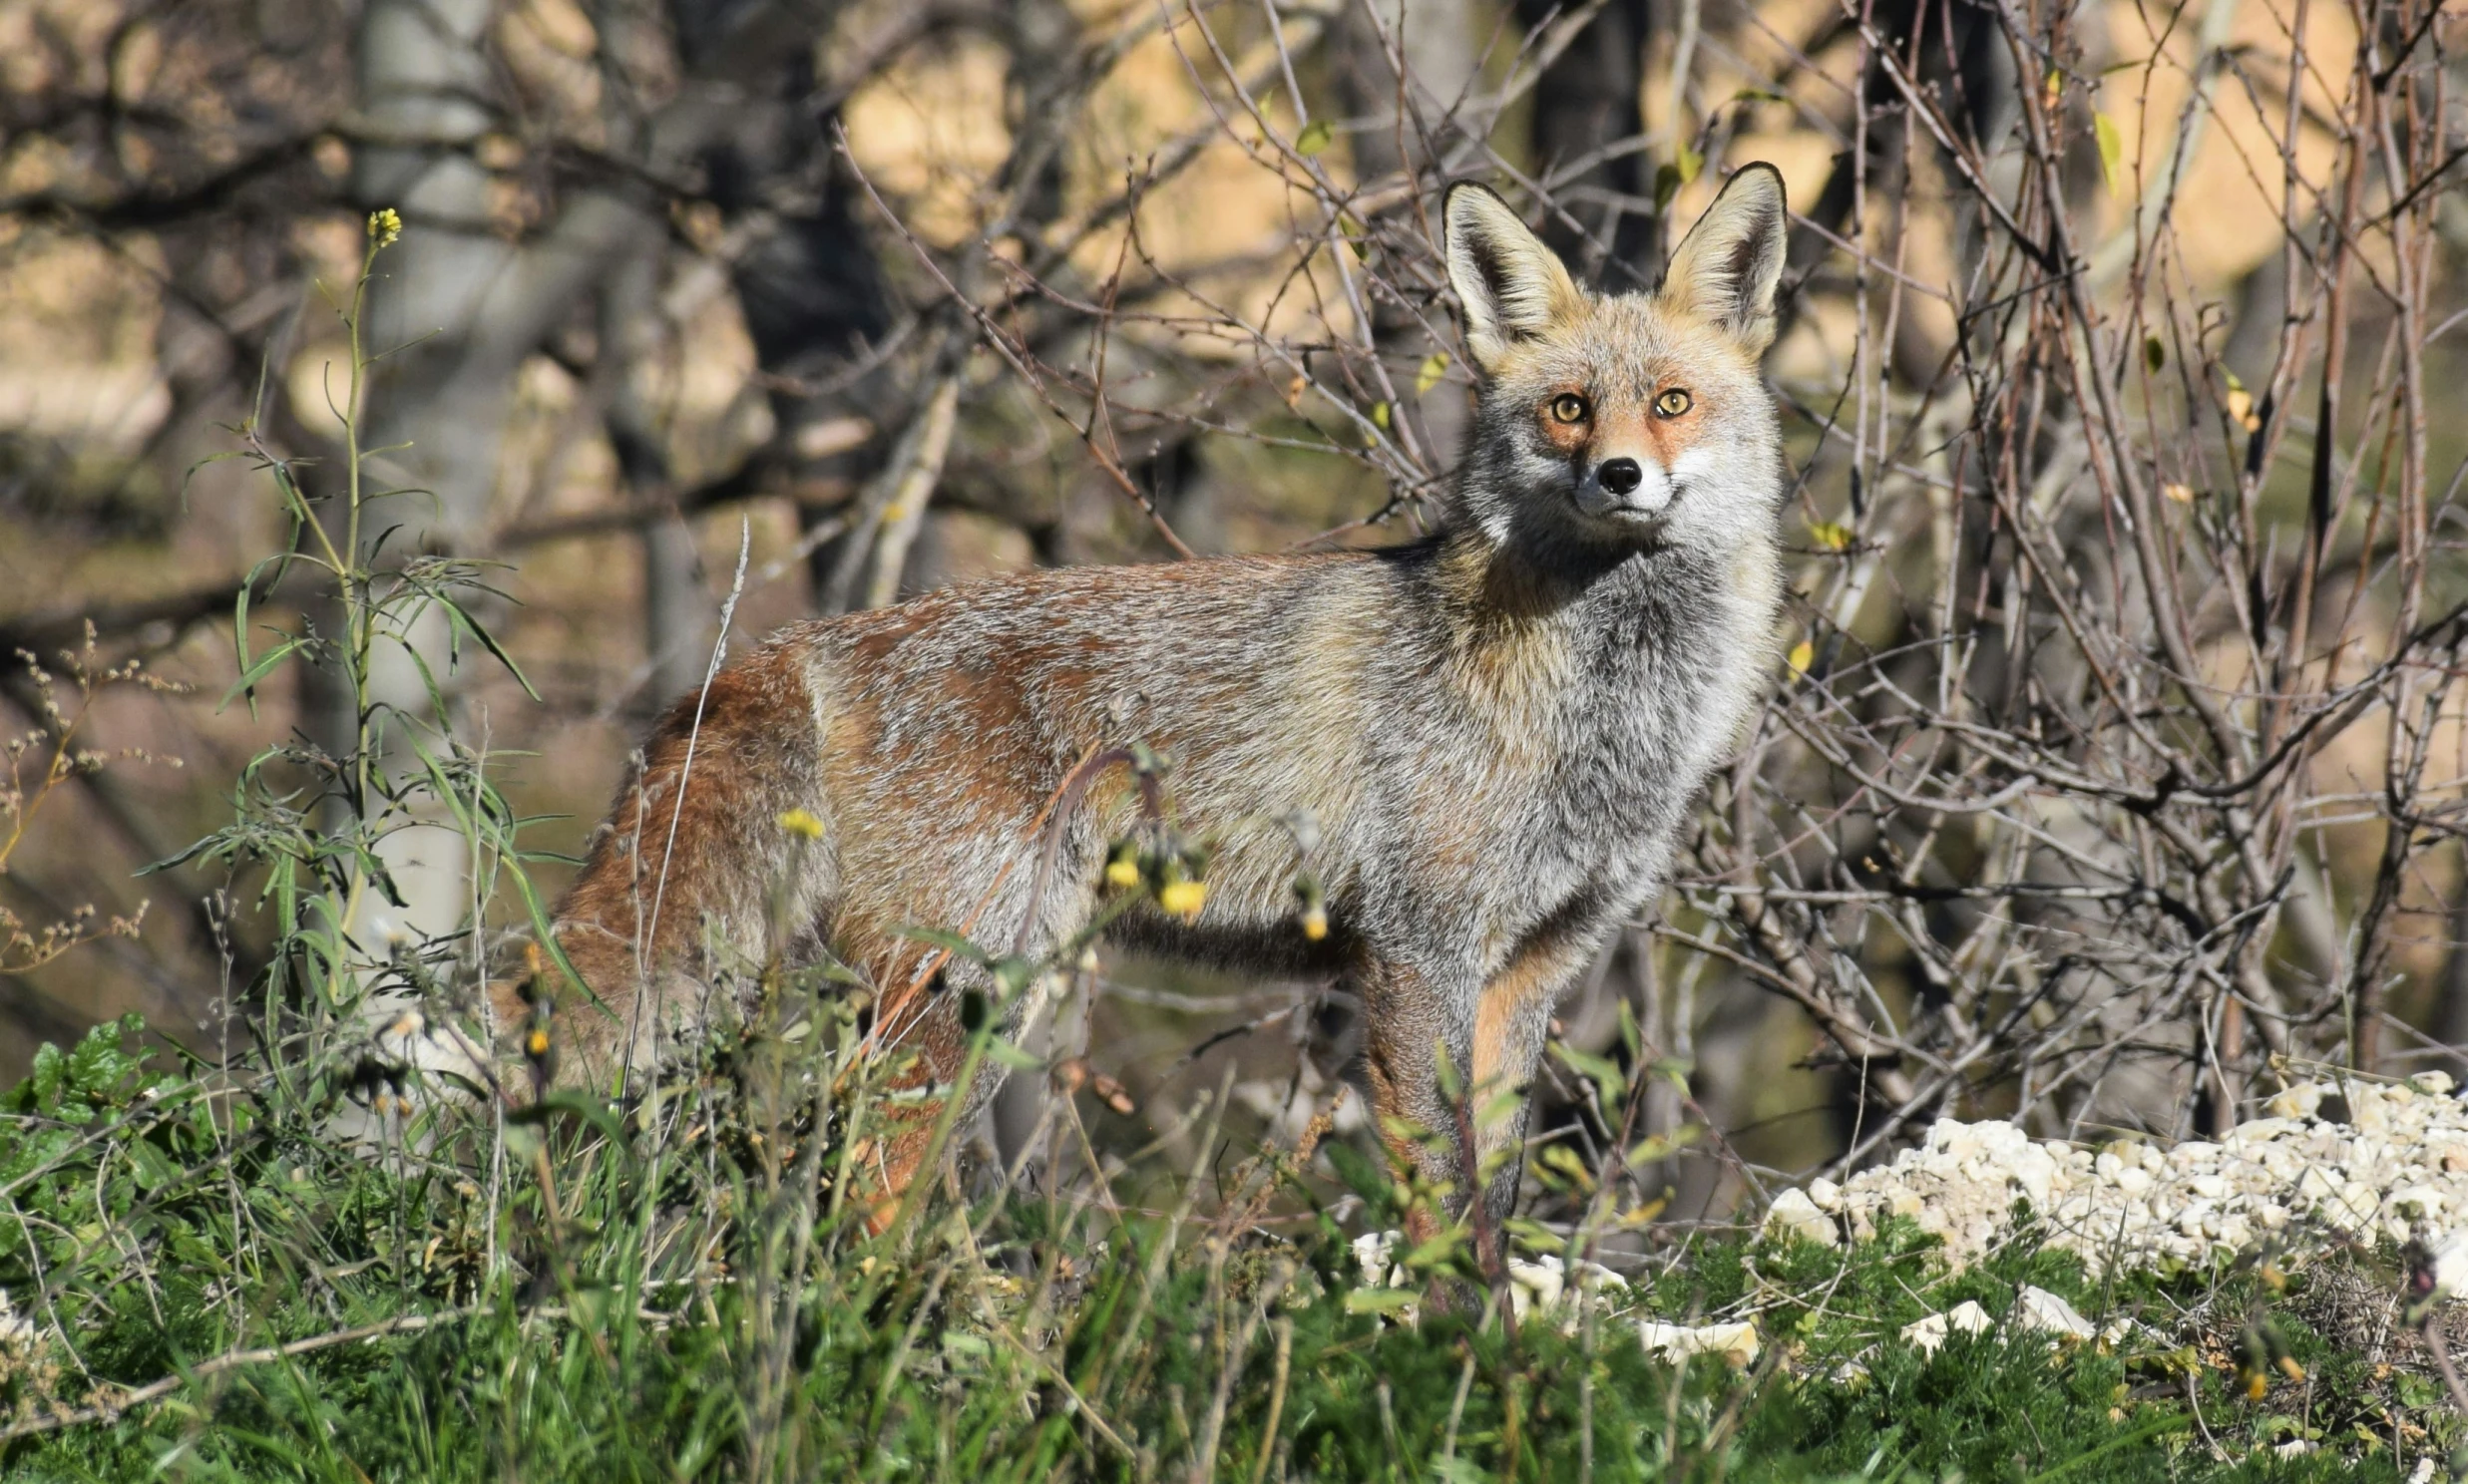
<box><xmin>1765</xmin><ymin>1071</ymin><xmax>2468</xmax><ymax>1275</ymax></box>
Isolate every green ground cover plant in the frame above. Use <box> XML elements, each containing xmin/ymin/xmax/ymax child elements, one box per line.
<box><xmin>0</xmin><ymin>1002</ymin><xmax>2451</xmax><ymax>1481</ymax></box>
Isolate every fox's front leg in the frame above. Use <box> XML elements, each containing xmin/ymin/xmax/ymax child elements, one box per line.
<box><xmin>1360</xmin><ymin>924</ymin><xmax>1608</xmax><ymax>1239</ymax></box>
<box><xmin>1467</xmin><ymin>923</ymin><xmax>1606</xmax><ymax>1222</ymax></box>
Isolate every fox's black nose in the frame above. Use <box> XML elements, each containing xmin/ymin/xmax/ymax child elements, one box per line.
<box><xmin>1597</xmin><ymin>458</ymin><xmax>1644</xmax><ymax>497</ymax></box>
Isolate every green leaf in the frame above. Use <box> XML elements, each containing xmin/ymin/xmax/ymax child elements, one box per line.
<box><xmin>1654</xmin><ymin>147</ymin><xmax>1705</xmax><ymax>212</ymax></box>
<box><xmin>1402</xmin><ymin>1229</ymin><xmax>1465</xmax><ymax>1270</ymax></box>
<box><xmin>893</xmin><ymin>925</ymin><xmax>997</xmax><ymax>965</ymax></box>
<box><xmin>1370</xmin><ymin>401</ymin><xmax>1391</xmax><ymax>430</ymax></box>
<box><xmin>1344</xmin><ymin>1288</ymin><xmax>1420</xmax><ymax>1315</ymax></box>
<box><xmin>1502</xmin><ymin>1218</ymin><xmax>1561</xmax><ymax>1251</ymax></box>
<box><xmin>1550</xmin><ymin>1043</ymin><xmax>1627</xmax><ymax>1096</ymax></box>
<box><xmin>1538</xmin><ymin>1143</ymin><xmax>1595</xmax><ymax>1191</ymax></box>
<box><xmin>1338</xmin><ymin>212</ymin><xmax>1370</xmax><ymax>260</ymax></box>
<box><xmin>1808</xmin><ymin>520</ymin><xmax>1854</xmax><ymax>552</ymax></box>
<box><xmin>1474</xmin><ymin>1087</ymin><xmax>1524</xmax><ymax>1129</ymax></box>
<box><xmin>219</xmin><ymin>638</ymin><xmax>304</xmax><ymax>713</ymax></box>
<box><xmin>504</xmin><ymin>862</ymin><xmax>606</xmax><ymax>1016</ymax></box>
<box><xmin>507</xmin><ymin>1090</ymin><xmax>631</xmax><ymax>1153</ymax></box>
<box><xmin>1323</xmin><ymin>1141</ymin><xmax>1397</xmax><ymax>1209</ymax></box>
<box><xmin>1295</xmin><ymin>119</ymin><xmax>1334</xmax><ymax>158</ymax></box>
<box><xmin>1626</xmin><ymin>1124</ymin><xmax>1703</xmax><ymax>1167</ymax></box>
<box><xmin>231</xmin><ymin>579</ymin><xmax>254</xmax><ymax>706</ymax></box>
<box><xmin>2144</xmin><ymin>334</ymin><xmax>2165</xmax><ymax>372</ymax></box>
<box><xmin>437</xmin><ymin>596</ymin><xmax>544</xmax><ymax>703</ymax></box>
<box><xmin>2095</xmin><ymin>113</ymin><xmax>2127</xmax><ymax>198</ymax></box>
<box><xmin>985</xmin><ymin>1036</ymin><xmax>1044</xmax><ymax>1072</ymax></box>
<box><xmin>1415</xmin><ymin>352</ymin><xmax>1449</xmax><ymax>397</ymax></box>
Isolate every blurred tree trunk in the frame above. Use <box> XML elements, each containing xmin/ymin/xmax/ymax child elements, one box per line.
<box><xmin>1515</xmin><ymin>0</ymin><xmax>1655</xmax><ymax>285</ymax></box>
<box><xmin>341</xmin><ymin>0</ymin><xmax>841</xmax><ymax>945</ymax></box>
<box><xmin>601</xmin><ymin>243</ymin><xmax>715</xmax><ymax>712</ymax></box>
<box><xmin>671</xmin><ymin>0</ymin><xmax>894</xmax><ymax>612</ymax></box>
<box><xmin>347</xmin><ymin>0</ymin><xmax>508</xmax><ymax>942</ymax></box>
<box><xmin>2438</xmin><ymin>889</ymin><xmax>2468</xmax><ymax>1083</ymax></box>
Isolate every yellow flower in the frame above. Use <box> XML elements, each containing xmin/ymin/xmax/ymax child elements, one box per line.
<box><xmin>1158</xmin><ymin>879</ymin><xmax>1206</xmax><ymax>920</ymax></box>
<box><xmin>777</xmin><ymin>808</ymin><xmax>825</xmax><ymax>841</ymax></box>
<box><xmin>367</xmin><ymin>207</ymin><xmax>402</xmax><ymax>247</ymax></box>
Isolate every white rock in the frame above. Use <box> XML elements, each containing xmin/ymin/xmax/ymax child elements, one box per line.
<box><xmin>2411</xmin><ymin>1071</ymin><xmax>2455</xmax><ymax>1096</ymax></box>
<box><xmin>2391</xmin><ymin>1185</ymin><xmax>2446</xmax><ymax>1220</ymax></box>
<box><xmin>1768</xmin><ymin>1082</ymin><xmax>2468</xmax><ymax>1280</ymax></box>
<box><xmin>1927</xmin><ymin>1120</ymin><xmax>1978</xmax><ymax>1159</ymax></box>
<box><xmin>1503</xmin><ymin>1253</ymin><xmax>1628</xmax><ymax>1326</ymax></box>
<box><xmin>1505</xmin><ymin>1257</ymin><xmax>1565</xmax><ymax>1318</ymax></box>
<box><xmin>2426</xmin><ymin>1231</ymin><xmax>2468</xmax><ymax>1299</ymax></box>
<box><xmin>1767</xmin><ymin>1187</ymin><xmax>1841</xmax><ymax>1248</ymax></box>
<box><xmin>2264</xmin><ymin>1084</ymin><xmax>2323</xmax><ymax>1120</ymax></box>
<box><xmin>2227</xmin><ymin>1116</ymin><xmax>2299</xmax><ymax>1147</ymax></box>
<box><xmin>1899</xmin><ymin>1299</ymin><xmax>1993</xmax><ymax>1354</ymax></box>
<box><xmin>1352</xmin><ymin>1230</ymin><xmax>1405</xmax><ymax>1288</ymax></box>
<box><xmin>1639</xmin><ymin>1320</ymin><xmax>1759</xmax><ymax>1367</ymax></box>
<box><xmin>2010</xmin><ymin>1287</ymin><xmax>2096</xmax><ymax>1341</ymax></box>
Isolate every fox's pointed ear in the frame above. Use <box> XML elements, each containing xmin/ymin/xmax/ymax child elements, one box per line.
<box><xmin>1662</xmin><ymin>164</ymin><xmax>1790</xmax><ymax>355</ymax></box>
<box><xmin>1444</xmin><ymin>183</ymin><xmax>1583</xmax><ymax>374</ymax></box>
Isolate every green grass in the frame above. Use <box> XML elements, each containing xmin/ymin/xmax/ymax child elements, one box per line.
<box><xmin>0</xmin><ymin>1014</ymin><xmax>2451</xmax><ymax>1482</ymax></box>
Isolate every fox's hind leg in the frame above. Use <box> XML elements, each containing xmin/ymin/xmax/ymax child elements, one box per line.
<box><xmin>829</xmin><ymin>832</ymin><xmax>1089</xmax><ymax>1230</ymax></box>
<box><xmin>534</xmin><ymin>642</ymin><xmax>836</xmax><ymax>1086</ymax></box>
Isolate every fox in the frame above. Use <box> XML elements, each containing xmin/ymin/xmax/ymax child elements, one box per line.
<box><xmin>512</xmin><ymin>165</ymin><xmax>1794</xmax><ymax>1228</ymax></box>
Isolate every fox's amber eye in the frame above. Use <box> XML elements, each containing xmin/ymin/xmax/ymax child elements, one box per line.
<box><xmin>1549</xmin><ymin>393</ymin><xmax>1590</xmax><ymax>425</ymax></box>
<box><xmin>1654</xmin><ymin>388</ymin><xmax>1694</xmax><ymax>419</ymax></box>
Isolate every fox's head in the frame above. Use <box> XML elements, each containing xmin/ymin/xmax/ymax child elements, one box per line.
<box><xmin>1443</xmin><ymin>167</ymin><xmax>1789</xmax><ymax>556</ymax></box>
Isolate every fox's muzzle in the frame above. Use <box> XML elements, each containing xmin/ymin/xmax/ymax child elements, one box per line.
<box><xmin>1576</xmin><ymin>455</ymin><xmax>1676</xmax><ymax>522</ymax></box>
